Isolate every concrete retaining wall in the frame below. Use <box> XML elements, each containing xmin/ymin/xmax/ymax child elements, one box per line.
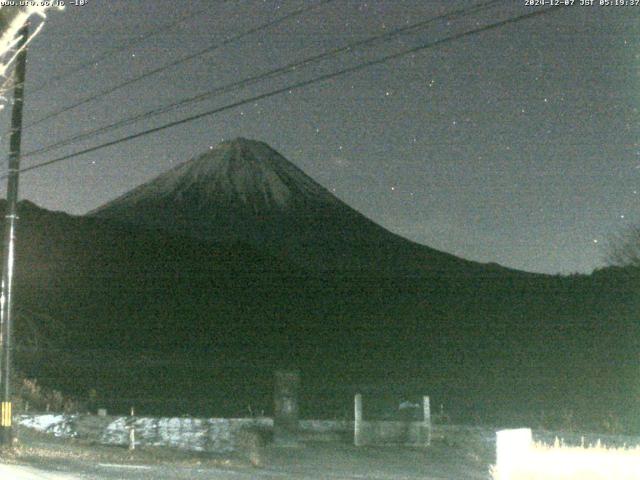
<box><xmin>356</xmin><ymin>420</ymin><xmax>431</xmax><ymax>446</ymax></box>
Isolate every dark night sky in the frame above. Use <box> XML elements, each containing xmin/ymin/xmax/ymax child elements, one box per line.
<box><xmin>1</xmin><ymin>0</ymin><xmax>638</xmax><ymax>274</ymax></box>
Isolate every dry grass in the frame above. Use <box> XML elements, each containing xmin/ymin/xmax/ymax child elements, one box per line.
<box><xmin>235</xmin><ymin>425</ymin><xmax>271</xmax><ymax>468</ymax></box>
<box><xmin>13</xmin><ymin>377</ymin><xmax>80</xmax><ymax>413</ymax></box>
<box><xmin>491</xmin><ymin>439</ymin><xmax>640</xmax><ymax>480</ymax></box>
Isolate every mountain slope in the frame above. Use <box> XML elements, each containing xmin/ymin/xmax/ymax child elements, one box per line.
<box><xmin>90</xmin><ymin>138</ymin><xmax>475</xmax><ymax>274</ymax></box>
<box><xmin>5</xmin><ymin>138</ymin><xmax>638</xmax><ymax>427</ymax></box>
<box><xmin>2</xmin><ymin>200</ymin><xmax>638</xmax><ymax>428</ymax></box>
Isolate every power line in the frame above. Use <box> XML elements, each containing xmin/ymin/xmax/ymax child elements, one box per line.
<box><xmin>17</xmin><ymin>5</ymin><xmax>563</xmax><ymax>175</ymax></box>
<box><xmin>22</xmin><ymin>0</ymin><xmax>506</xmax><ymax>159</ymax></box>
<box><xmin>27</xmin><ymin>2</ymin><xmax>219</xmax><ymax>95</ymax></box>
<box><xmin>9</xmin><ymin>5</ymin><xmax>565</xmax><ymax>179</ymax></box>
<box><xmin>24</xmin><ymin>0</ymin><xmax>335</xmax><ymax>129</ymax></box>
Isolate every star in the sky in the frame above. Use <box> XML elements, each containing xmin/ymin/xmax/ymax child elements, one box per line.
<box><xmin>20</xmin><ymin>0</ymin><xmax>637</xmax><ymax>275</ymax></box>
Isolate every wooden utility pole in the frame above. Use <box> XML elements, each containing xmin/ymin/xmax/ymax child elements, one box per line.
<box><xmin>0</xmin><ymin>23</ymin><xmax>29</xmax><ymax>447</ymax></box>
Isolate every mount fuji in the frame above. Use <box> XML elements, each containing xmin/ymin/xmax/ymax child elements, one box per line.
<box><xmin>0</xmin><ymin>139</ymin><xmax>634</xmax><ymax>424</ymax></box>
<box><xmin>90</xmin><ymin>138</ymin><xmax>477</xmax><ymax>274</ymax></box>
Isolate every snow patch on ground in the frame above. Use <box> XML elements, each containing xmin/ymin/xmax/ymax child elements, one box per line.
<box><xmin>19</xmin><ymin>414</ymin><xmax>275</xmax><ymax>453</ymax></box>
<box><xmin>101</xmin><ymin>417</ymin><xmax>216</xmax><ymax>451</ymax></box>
<box><xmin>18</xmin><ymin>414</ymin><xmax>78</xmax><ymax>438</ymax></box>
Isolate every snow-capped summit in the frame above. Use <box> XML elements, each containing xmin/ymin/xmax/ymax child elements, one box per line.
<box><xmin>90</xmin><ymin>138</ymin><xmax>468</xmax><ymax>273</ymax></box>
<box><xmin>93</xmin><ymin>138</ymin><xmax>337</xmax><ymax>215</ymax></box>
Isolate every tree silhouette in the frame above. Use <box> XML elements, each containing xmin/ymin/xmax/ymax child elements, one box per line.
<box><xmin>606</xmin><ymin>225</ymin><xmax>640</xmax><ymax>267</ymax></box>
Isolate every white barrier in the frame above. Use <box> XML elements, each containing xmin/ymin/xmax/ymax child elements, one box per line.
<box><xmin>494</xmin><ymin>428</ymin><xmax>532</xmax><ymax>480</ymax></box>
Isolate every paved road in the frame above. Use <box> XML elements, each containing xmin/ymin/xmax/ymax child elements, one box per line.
<box><xmin>3</xmin><ymin>458</ymin><xmax>493</xmax><ymax>480</ymax></box>
<box><xmin>3</xmin><ymin>454</ymin><xmax>491</xmax><ymax>480</ymax></box>
<box><xmin>0</xmin><ymin>464</ymin><xmax>82</xmax><ymax>479</ymax></box>
<box><xmin>3</xmin><ymin>434</ymin><xmax>493</xmax><ymax>479</ymax></box>
<box><xmin>1</xmin><ymin>462</ymin><xmax>421</xmax><ymax>480</ymax></box>
<box><xmin>1</xmin><ymin>462</ymin><xmax>269</xmax><ymax>480</ymax></box>
<box><xmin>2</xmin><ymin>462</ymin><xmax>257</xmax><ymax>480</ymax></box>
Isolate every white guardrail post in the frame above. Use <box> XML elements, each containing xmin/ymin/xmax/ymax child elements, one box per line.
<box><xmin>354</xmin><ymin>394</ymin><xmax>363</xmax><ymax>446</ymax></box>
